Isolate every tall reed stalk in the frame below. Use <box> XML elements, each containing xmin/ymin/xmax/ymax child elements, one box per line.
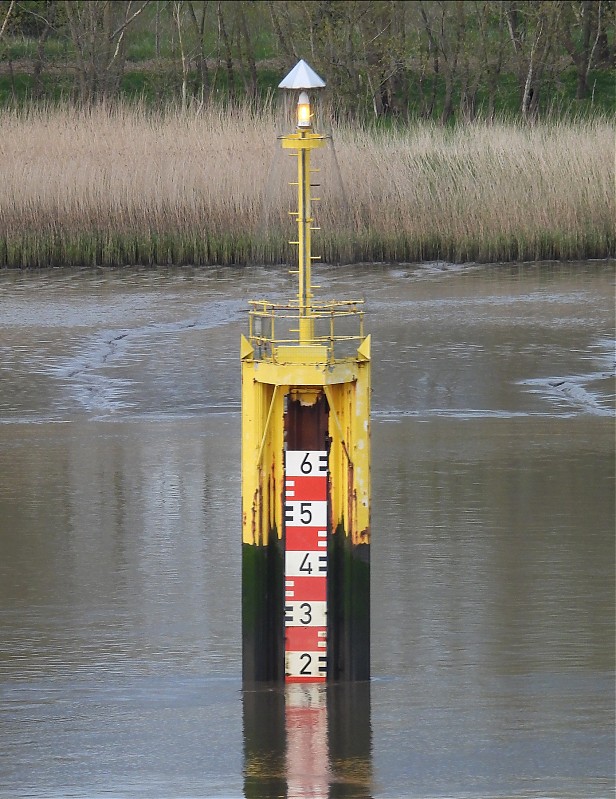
<box><xmin>0</xmin><ymin>102</ymin><xmax>612</xmax><ymax>267</ymax></box>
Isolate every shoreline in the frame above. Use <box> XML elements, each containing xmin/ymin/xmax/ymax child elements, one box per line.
<box><xmin>1</xmin><ymin>229</ymin><xmax>612</xmax><ymax>270</ymax></box>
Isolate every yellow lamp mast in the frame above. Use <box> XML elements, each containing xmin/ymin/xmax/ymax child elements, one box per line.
<box><xmin>297</xmin><ymin>128</ymin><xmax>313</xmax><ymax>341</ymax></box>
<box><xmin>281</xmin><ymin>90</ymin><xmax>325</xmax><ymax>343</ymax></box>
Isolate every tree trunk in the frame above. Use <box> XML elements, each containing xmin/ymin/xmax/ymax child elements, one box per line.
<box><xmin>441</xmin><ymin>77</ymin><xmax>454</xmax><ymax>125</ymax></box>
<box><xmin>239</xmin><ymin>3</ymin><xmax>258</xmax><ymax>99</ymax></box>
<box><xmin>187</xmin><ymin>0</ymin><xmax>211</xmax><ymax>101</ymax></box>
<box><xmin>217</xmin><ymin>1</ymin><xmax>235</xmax><ymax>101</ymax></box>
<box><xmin>173</xmin><ymin>1</ymin><xmax>188</xmax><ymax>110</ymax></box>
<box><xmin>32</xmin><ymin>22</ymin><xmax>51</xmax><ymax>99</ymax></box>
<box><xmin>267</xmin><ymin>0</ymin><xmax>297</xmax><ymax>61</ymax></box>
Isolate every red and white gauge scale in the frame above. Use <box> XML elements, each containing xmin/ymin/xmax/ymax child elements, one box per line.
<box><xmin>284</xmin><ymin>450</ymin><xmax>328</xmax><ymax>682</ymax></box>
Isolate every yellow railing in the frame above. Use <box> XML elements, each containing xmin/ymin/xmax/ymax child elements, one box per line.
<box><xmin>248</xmin><ymin>299</ymin><xmax>364</xmax><ymax>361</ymax></box>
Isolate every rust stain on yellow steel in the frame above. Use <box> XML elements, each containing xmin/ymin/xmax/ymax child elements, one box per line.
<box><xmin>241</xmin><ymin>350</ymin><xmax>285</xmax><ymax>547</ymax></box>
<box><xmin>252</xmin><ymin>358</ymin><xmax>359</xmax><ymax>388</ymax></box>
<box><xmin>241</xmin><ymin>341</ymin><xmax>370</xmax><ymax>548</ymax></box>
<box><xmin>324</xmin><ymin>365</ymin><xmax>371</xmax><ymax>547</ymax></box>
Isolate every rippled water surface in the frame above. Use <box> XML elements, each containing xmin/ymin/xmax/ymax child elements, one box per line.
<box><xmin>0</xmin><ymin>261</ymin><xmax>614</xmax><ymax>798</ymax></box>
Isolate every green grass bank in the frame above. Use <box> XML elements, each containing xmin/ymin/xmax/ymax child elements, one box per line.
<box><xmin>0</xmin><ymin>103</ymin><xmax>613</xmax><ymax>268</ymax></box>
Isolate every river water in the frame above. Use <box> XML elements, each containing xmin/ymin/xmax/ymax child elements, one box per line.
<box><xmin>0</xmin><ymin>261</ymin><xmax>613</xmax><ymax>799</ymax></box>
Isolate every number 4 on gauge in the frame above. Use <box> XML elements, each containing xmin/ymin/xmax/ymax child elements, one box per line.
<box><xmin>300</xmin><ymin>552</ymin><xmax>326</xmax><ymax>574</ymax></box>
<box><xmin>285</xmin><ymin>551</ymin><xmax>326</xmax><ymax>576</ymax></box>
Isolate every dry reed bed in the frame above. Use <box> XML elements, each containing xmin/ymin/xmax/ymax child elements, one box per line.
<box><xmin>0</xmin><ymin>103</ymin><xmax>613</xmax><ymax>267</ymax></box>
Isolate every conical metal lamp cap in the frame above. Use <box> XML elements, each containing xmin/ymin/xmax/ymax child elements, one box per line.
<box><xmin>278</xmin><ymin>59</ymin><xmax>326</xmax><ymax>90</ymax></box>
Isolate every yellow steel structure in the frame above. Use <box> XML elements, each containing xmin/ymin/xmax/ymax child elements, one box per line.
<box><xmin>241</xmin><ymin>88</ymin><xmax>371</xmax><ymax>682</ymax></box>
<box><xmin>282</xmin><ymin>129</ymin><xmax>324</xmax><ymax>343</ymax></box>
<box><xmin>240</xmin><ymin>326</ymin><xmax>371</xmax><ymax>548</ymax></box>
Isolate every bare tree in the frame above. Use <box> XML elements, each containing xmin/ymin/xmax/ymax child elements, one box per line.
<box><xmin>172</xmin><ymin>1</ymin><xmax>189</xmax><ymax>109</ymax></box>
<box><xmin>505</xmin><ymin>0</ymin><xmax>563</xmax><ymax>119</ymax></box>
<box><xmin>237</xmin><ymin>1</ymin><xmax>258</xmax><ymax>99</ymax></box>
<box><xmin>216</xmin><ymin>0</ymin><xmax>236</xmax><ymax>100</ymax></box>
<box><xmin>419</xmin><ymin>0</ymin><xmax>467</xmax><ymax>124</ymax></box>
<box><xmin>186</xmin><ymin>0</ymin><xmax>212</xmax><ymax>101</ymax></box>
<box><xmin>64</xmin><ymin>0</ymin><xmax>150</xmax><ymax>104</ymax></box>
<box><xmin>267</xmin><ymin>0</ymin><xmax>298</xmax><ymax>62</ymax></box>
<box><xmin>461</xmin><ymin>1</ymin><xmax>508</xmax><ymax>121</ymax></box>
<box><xmin>559</xmin><ymin>0</ymin><xmax>606</xmax><ymax>98</ymax></box>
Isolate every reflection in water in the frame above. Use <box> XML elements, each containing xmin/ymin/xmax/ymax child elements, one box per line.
<box><xmin>286</xmin><ymin>685</ymin><xmax>330</xmax><ymax>798</ymax></box>
<box><xmin>327</xmin><ymin>683</ymin><xmax>372</xmax><ymax>798</ymax></box>
<box><xmin>243</xmin><ymin>687</ymin><xmax>286</xmax><ymax>798</ymax></box>
<box><xmin>243</xmin><ymin>682</ymin><xmax>372</xmax><ymax>798</ymax></box>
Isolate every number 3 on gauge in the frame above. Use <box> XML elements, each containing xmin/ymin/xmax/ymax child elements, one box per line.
<box><xmin>299</xmin><ymin>602</ymin><xmax>312</xmax><ymax>624</ymax></box>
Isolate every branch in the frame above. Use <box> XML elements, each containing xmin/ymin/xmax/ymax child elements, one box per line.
<box><xmin>107</xmin><ymin>0</ymin><xmax>151</xmax><ymax>66</ymax></box>
<box><xmin>111</xmin><ymin>28</ymin><xmax>127</xmax><ymax>64</ymax></box>
<box><xmin>586</xmin><ymin>0</ymin><xmax>603</xmax><ymax>79</ymax></box>
<box><xmin>521</xmin><ymin>17</ymin><xmax>543</xmax><ymax>116</ymax></box>
<box><xmin>505</xmin><ymin>5</ymin><xmax>522</xmax><ymax>55</ymax></box>
<box><xmin>13</xmin><ymin>0</ymin><xmax>62</xmax><ymax>34</ymax></box>
<box><xmin>0</xmin><ymin>0</ymin><xmax>15</xmax><ymax>40</ymax></box>
<box><xmin>110</xmin><ymin>0</ymin><xmax>150</xmax><ymax>42</ymax></box>
<box><xmin>365</xmin><ymin>18</ymin><xmax>392</xmax><ymax>47</ymax></box>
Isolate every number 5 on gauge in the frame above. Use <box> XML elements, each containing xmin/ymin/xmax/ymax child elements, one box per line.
<box><xmin>284</xmin><ymin>500</ymin><xmax>327</xmax><ymax>527</ymax></box>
